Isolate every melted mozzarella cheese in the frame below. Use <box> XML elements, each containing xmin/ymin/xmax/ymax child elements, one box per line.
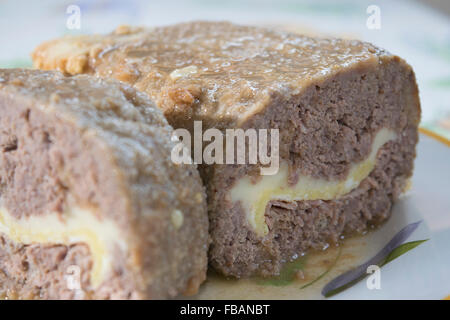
<box><xmin>230</xmin><ymin>128</ymin><xmax>396</xmax><ymax>236</ymax></box>
<box><xmin>0</xmin><ymin>207</ymin><xmax>126</xmax><ymax>288</ymax></box>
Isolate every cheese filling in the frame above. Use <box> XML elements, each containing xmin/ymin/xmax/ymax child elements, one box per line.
<box><xmin>0</xmin><ymin>207</ymin><xmax>125</xmax><ymax>288</ymax></box>
<box><xmin>230</xmin><ymin>128</ymin><xmax>397</xmax><ymax>236</ymax></box>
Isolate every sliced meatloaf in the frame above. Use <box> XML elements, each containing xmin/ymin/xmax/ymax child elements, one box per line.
<box><xmin>33</xmin><ymin>21</ymin><xmax>420</xmax><ymax>277</ymax></box>
<box><xmin>0</xmin><ymin>69</ymin><xmax>208</xmax><ymax>298</ymax></box>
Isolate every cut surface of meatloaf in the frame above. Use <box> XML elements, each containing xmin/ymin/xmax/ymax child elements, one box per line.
<box><xmin>33</xmin><ymin>21</ymin><xmax>421</xmax><ymax>278</ymax></box>
<box><xmin>0</xmin><ymin>69</ymin><xmax>208</xmax><ymax>299</ymax></box>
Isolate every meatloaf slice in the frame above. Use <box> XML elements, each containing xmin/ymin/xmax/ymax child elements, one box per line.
<box><xmin>0</xmin><ymin>69</ymin><xmax>208</xmax><ymax>299</ymax></box>
<box><xmin>32</xmin><ymin>21</ymin><xmax>421</xmax><ymax>278</ymax></box>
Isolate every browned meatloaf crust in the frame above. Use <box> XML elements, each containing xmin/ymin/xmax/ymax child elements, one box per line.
<box><xmin>0</xmin><ymin>69</ymin><xmax>208</xmax><ymax>299</ymax></box>
<box><xmin>33</xmin><ymin>21</ymin><xmax>421</xmax><ymax>278</ymax></box>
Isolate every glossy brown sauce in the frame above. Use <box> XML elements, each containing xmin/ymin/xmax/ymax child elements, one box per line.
<box><xmin>195</xmin><ymin>231</ymin><xmax>381</xmax><ymax>299</ymax></box>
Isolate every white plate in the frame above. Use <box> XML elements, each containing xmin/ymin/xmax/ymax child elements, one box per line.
<box><xmin>195</xmin><ymin>133</ymin><xmax>450</xmax><ymax>300</ymax></box>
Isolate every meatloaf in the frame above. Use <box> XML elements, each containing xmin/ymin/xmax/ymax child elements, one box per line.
<box><xmin>33</xmin><ymin>21</ymin><xmax>421</xmax><ymax>278</ymax></box>
<box><xmin>0</xmin><ymin>69</ymin><xmax>208</xmax><ymax>299</ymax></box>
